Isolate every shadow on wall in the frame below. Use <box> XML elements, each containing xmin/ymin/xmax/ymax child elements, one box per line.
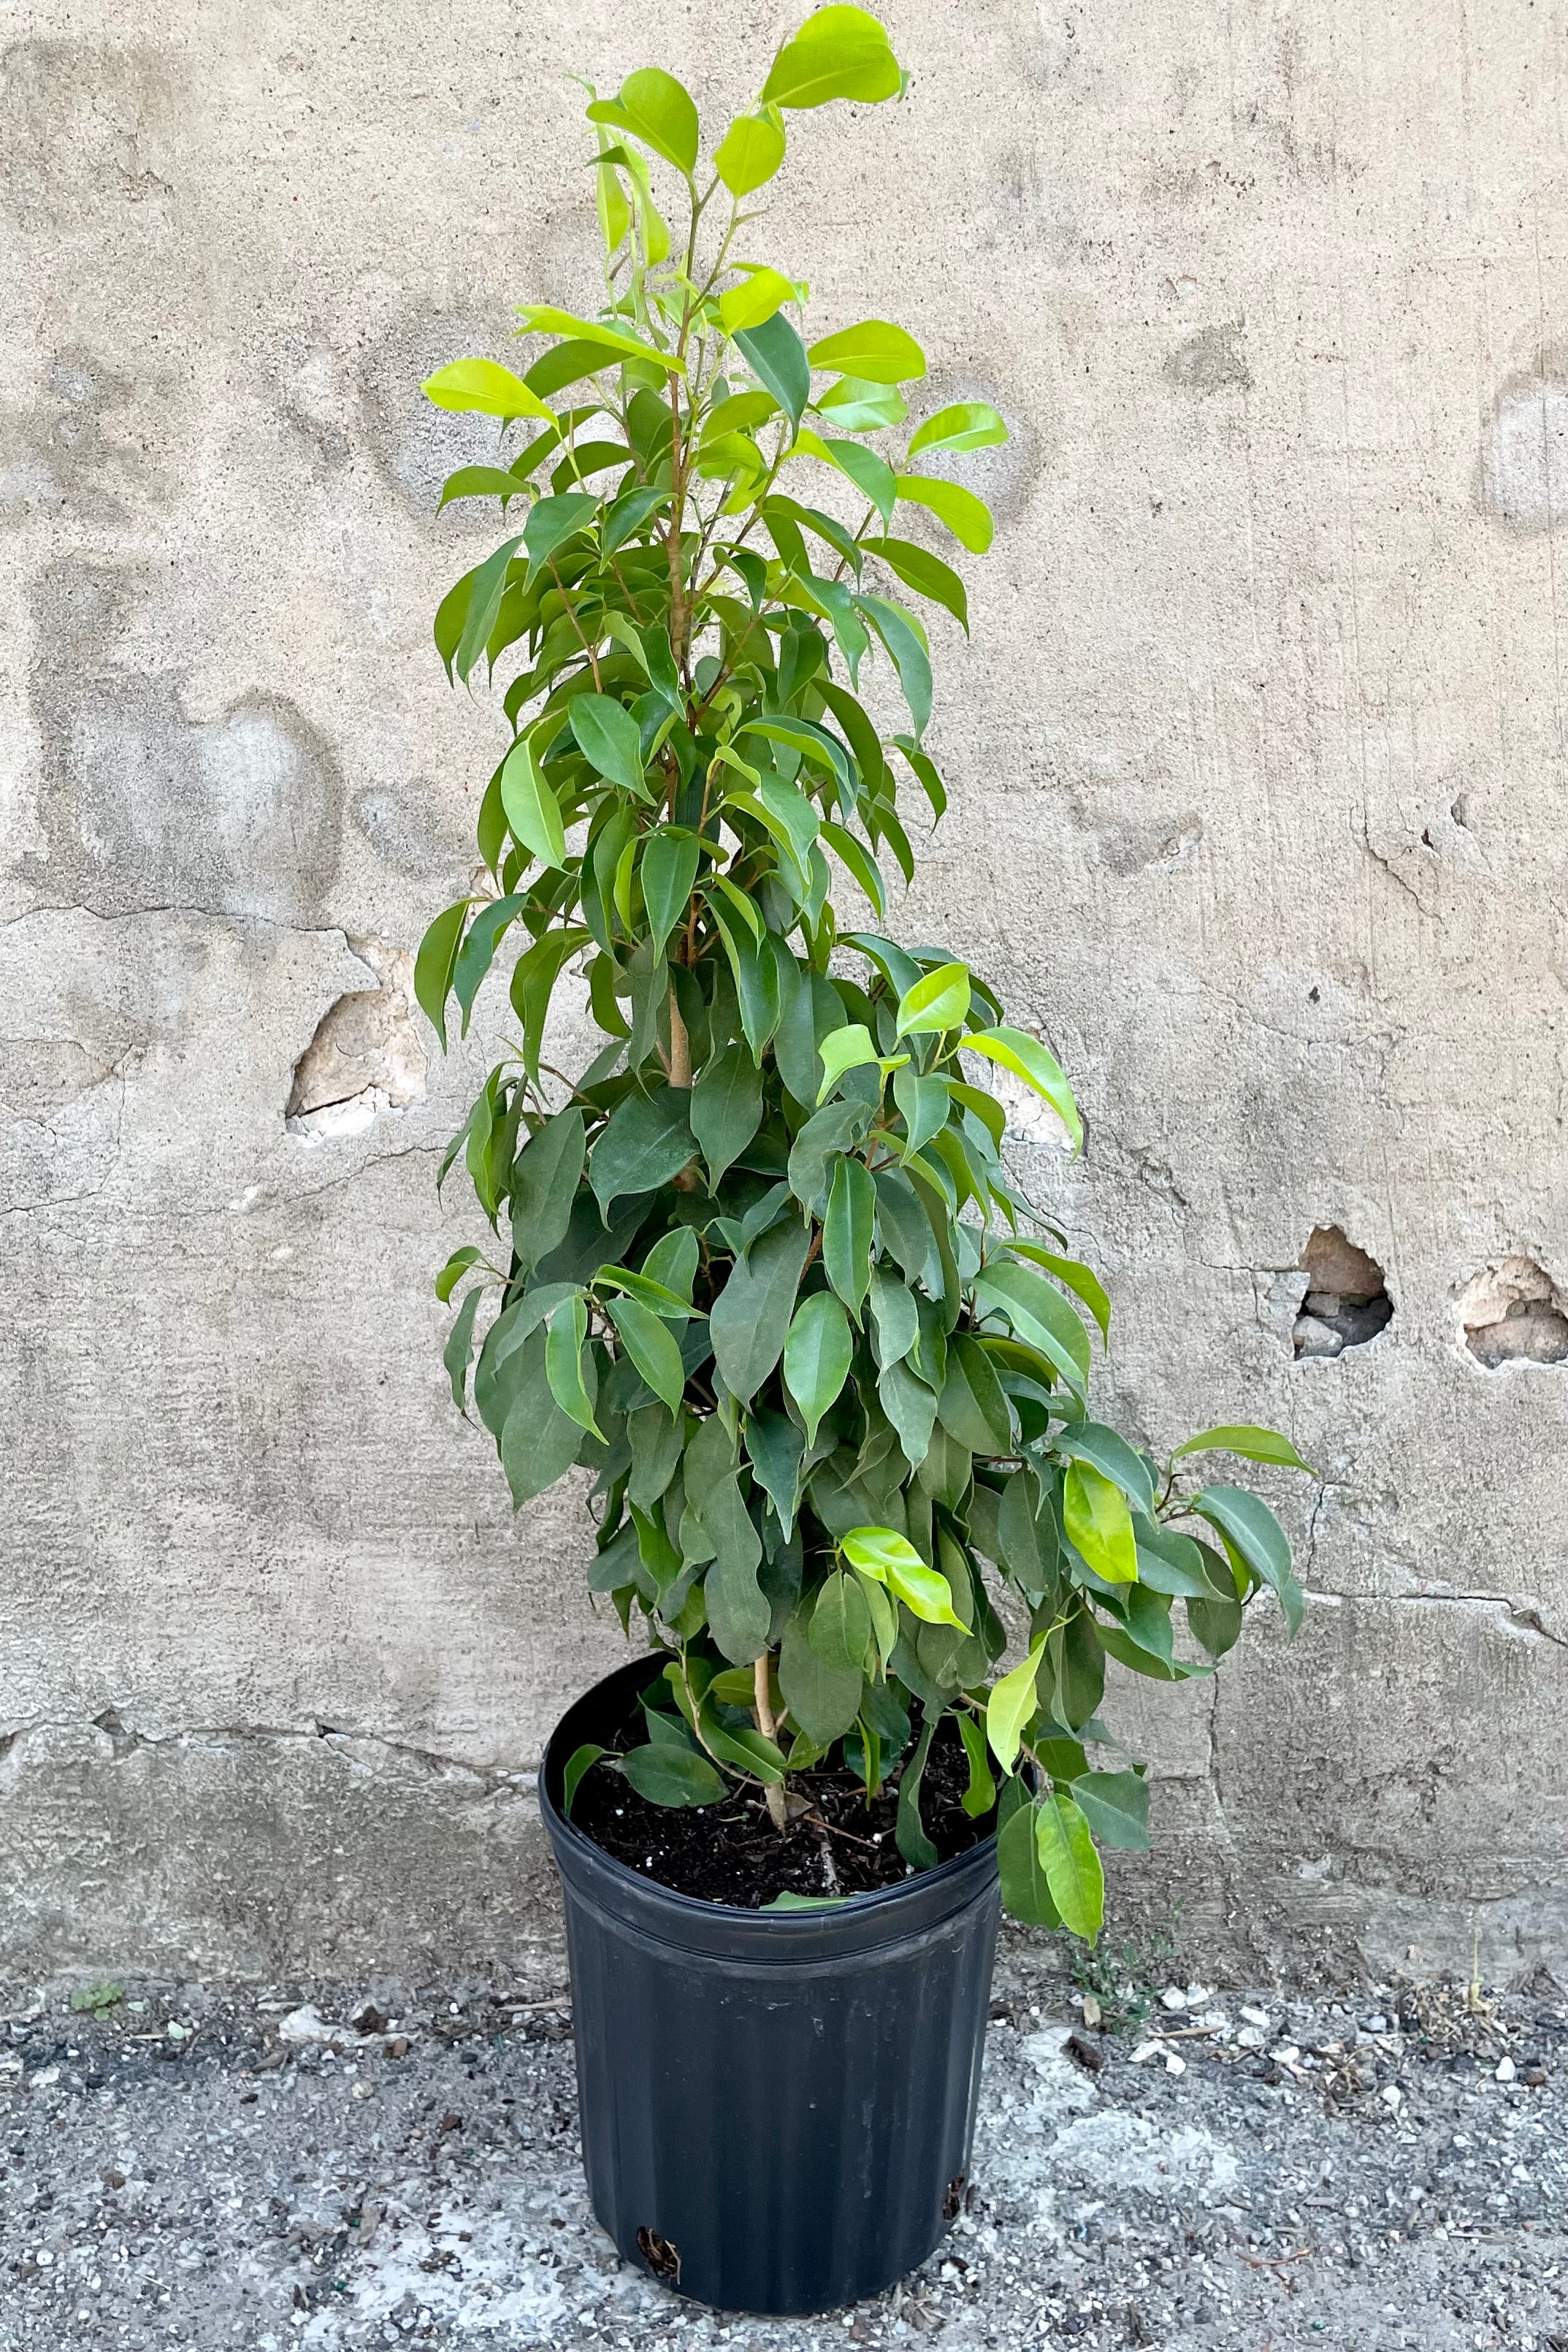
<box><xmin>1292</xmin><ymin>1226</ymin><xmax>1393</xmax><ymax>1360</ymax></box>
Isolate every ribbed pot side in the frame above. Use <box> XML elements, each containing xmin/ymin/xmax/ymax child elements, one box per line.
<box><xmin>539</xmin><ymin>1657</ymin><xmax>1002</xmax><ymax>2317</ymax></box>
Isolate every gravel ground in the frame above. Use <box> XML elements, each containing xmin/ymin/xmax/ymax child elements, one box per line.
<box><xmin>0</xmin><ymin>1955</ymin><xmax>1561</xmax><ymax>2352</ymax></box>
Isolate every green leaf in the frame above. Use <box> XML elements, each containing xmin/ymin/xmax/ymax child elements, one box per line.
<box><xmin>701</xmin><ymin>1488</ymin><xmax>771</xmax><ymax>1663</ymax></box>
<box><xmin>514</xmin><ymin>305</ymin><xmax>684</xmax><ymax>374</ymax></box>
<box><xmin>691</xmin><ymin>1042</ymin><xmax>763</xmax><ymax>1186</ymax></box>
<box><xmin>498</xmin><ymin>1329</ymin><xmax>589</xmax><ymax>1503</ymax></box>
<box><xmin>956</xmin><ymin>1710</ymin><xmax>997</xmax><ymax>1818</ymax></box>
<box><xmin>607</xmin><ymin>1294</ymin><xmax>687</xmax><ymax>1416</ymax></box>
<box><xmin>745</xmin><ymin>1408</ymin><xmax>806</xmax><ymax>1537</ymax></box>
<box><xmin>510</xmin><ymin>925</ymin><xmax>591</xmax><ymax>1085</ymax></box>
<box><xmin>938</xmin><ymin>1333</ymin><xmax>1014</xmax><ymax>1454</ymax></box>
<box><xmin>862</xmin><ymin>535</ymin><xmax>968</xmax><ymax>632</ymax></box>
<box><xmin>779</xmin><ymin>1603</ymin><xmax>863</xmax><ymax>1742</ymax></box>
<box><xmin>815</xmin><ymin>1021</ymin><xmax>879</xmax><ymax>1103</ymax></box>
<box><xmin>1071</xmin><ymin>1769</ymin><xmax>1150</xmax><ymax>1852</ymax></box>
<box><xmin>842</xmin><ymin>1526</ymin><xmax>968</xmax><ymax>1630</ymax></box>
<box><xmin>733</xmin><ymin>312</ymin><xmax>811</xmax><ymax>429</ymax></box>
<box><xmin>895</xmin><ymin>473</ymin><xmax>993</xmax><ymax>553</ymax></box>
<box><xmin>762</xmin><ymin>7</ymin><xmax>901</xmax><ymax>110</ymax></box>
<box><xmin>422</xmin><ymin>358</ymin><xmax>554</xmax><ymax>423</ymax></box>
<box><xmin>641</xmin><ymin>828</ymin><xmax>700</xmax><ymax>958</ymax></box>
<box><xmin>998</xmin><ymin>1796</ymin><xmax>1060</xmax><ymax>1926</ymax></box>
<box><xmin>1034</xmin><ymin>1792</ymin><xmax>1104</xmax><ymax>1942</ymax></box>
<box><xmin>818</xmin><ymin>820</ymin><xmax>887</xmax><ymax>921</ymax></box>
<box><xmin>589</xmin><ymin>1088</ymin><xmax>695</xmax><ymax>1219</ymax></box>
<box><xmin>568</xmin><ymin>695</ymin><xmax>647</xmax><ymax>793</ymax></box>
<box><xmin>413</xmin><ymin>900</ymin><xmax>472</xmax><ymax>1050</ymax></box>
<box><xmin>1171</xmin><ymin>1424</ymin><xmax>1313</xmax><ymax>1473</ymax></box>
<box><xmin>713</xmin><ymin>107</ymin><xmax>787</xmax><ymax>195</ymax></box>
<box><xmin>562</xmin><ymin>1742</ymin><xmax>608</xmax><ymax>1817</ymax></box>
<box><xmin>443</xmin><ymin>1285</ymin><xmax>484</xmax><ymax>1414</ymax></box>
<box><xmin>709</xmin><ymin>1217</ymin><xmax>811</xmax><ymax>1405</ymax></box>
<box><xmin>437</xmin><ymin>464</ymin><xmax>538</xmax><ymax>510</ymax></box>
<box><xmin>451</xmin><ymin>891</ymin><xmax>524</xmax><ymax>1032</ymax></box>
<box><xmin>986</xmin><ymin>1634</ymin><xmax>1045</xmax><ymax>1773</ymax></box>
<box><xmin>895</xmin><ymin>960</ymin><xmax>971</xmax><ymax>1038</ymax></box>
<box><xmin>436</xmin><ymin>1244</ymin><xmax>484</xmax><ymax>1305</ymax></box>
<box><xmin>805</xmin><ymin>429</ymin><xmax>897</xmax><ymax>524</ymax></box>
<box><xmin>816</xmin><ymin>375</ymin><xmax>908</xmax><ymax>430</ymax></box>
<box><xmin>545</xmin><ymin>1294</ymin><xmax>603</xmax><ymax>1439</ymax></box>
<box><xmin>962</xmin><ymin>1028</ymin><xmax>1082</xmax><ymax>1150</ymax></box>
<box><xmin>808</xmin><ymin>319</ymin><xmax>925</xmax><ymax>385</ymax></box>
<box><xmin>1063</xmin><ymin>1460</ymin><xmax>1139</xmax><ymax>1584</ymax></box>
<box><xmin>1056</xmin><ymin>1423</ymin><xmax>1156</xmax><ymax>1518</ymax></box>
<box><xmin>868</xmin><ymin>1264</ymin><xmax>919</xmax><ymax>1368</ymax></box>
<box><xmin>510</xmin><ymin>1107</ymin><xmax>586</xmax><ymax>1273</ymax></box>
<box><xmin>762</xmin><ymin>1890</ymin><xmax>847</xmax><ymax>1910</ymax></box>
<box><xmin>907</xmin><ymin>401</ymin><xmax>1008</xmax><ymax>458</ymax></box>
<box><xmin>588</xmin><ymin>67</ymin><xmax>699</xmax><ymax>175</ymax></box>
<box><xmin>894</xmin><ymin>1715</ymin><xmax>938</xmax><ymax>1868</ymax></box>
<box><xmin>783</xmin><ymin>1288</ymin><xmax>854</xmax><ymax>1443</ymax></box>
<box><xmin>824</xmin><ymin>1155</ymin><xmax>876</xmax><ymax>1318</ymax></box>
<box><xmin>521</xmin><ymin>490</ymin><xmax>601</xmax><ymax>580</ymax></box>
<box><xmin>641</xmin><ymin>1226</ymin><xmax>699</xmax><ymax>1304</ymax></box>
<box><xmin>1005</xmin><ymin>1242</ymin><xmax>1109</xmax><ymax>1343</ymax></box>
<box><xmin>621</xmin><ymin>1743</ymin><xmax>727</xmax><ymax>1806</ymax></box>
<box><xmin>500</xmin><ymin>736</ymin><xmax>567</xmax><ymax>871</ymax></box>
<box><xmin>877</xmin><ymin>1356</ymin><xmax>938</xmax><ymax>1469</ymax></box>
<box><xmin>719</xmin><ymin>265</ymin><xmax>799</xmax><ymax>335</ymax></box>
<box><xmin>810</xmin><ymin>1568</ymin><xmax>872</xmax><ymax>1675</ymax></box>
<box><xmin>1190</xmin><ymin>1486</ymin><xmax>1299</xmax><ymax>1627</ymax></box>
<box><xmin>974</xmin><ymin>1259</ymin><xmax>1092</xmax><ymax>1391</ymax></box>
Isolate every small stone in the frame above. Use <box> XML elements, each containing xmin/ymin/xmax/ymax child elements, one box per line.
<box><xmin>1163</xmin><ymin>2050</ymin><xmax>1186</xmax><ymax>2077</ymax></box>
<box><xmin>1361</xmin><ymin>2015</ymin><xmax>1388</xmax><ymax>2034</ymax></box>
<box><xmin>1160</xmin><ymin>1988</ymin><xmax>1188</xmax><ymax>2012</ymax></box>
<box><xmin>1293</xmin><ymin>1314</ymin><xmax>1345</xmax><ymax>1359</ymax></box>
<box><xmin>1236</xmin><ymin>2026</ymin><xmax>1266</xmax><ymax>2050</ymax></box>
<box><xmin>1495</xmin><ymin>2055</ymin><xmax>1516</xmax><ymax>2082</ymax></box>
<box><xmin>1239</xmin><ymin>2005</ymin><xmax>1271</xmax><ymax>2028</ymax></box>
<box><xmin>1380</xmin><ymin>2084</ymin><xmax>1402</xmax><ymax>2111</ymax></box>
<box><xmin>1079</xmin><ymin>1993</ymin><xmax>1102</xmax><ymax>2029</ymax></box>
<box><xmin>1129</xmin><ymin>2042</ymin><xmax>1161</xmax><ymax>2065</ymax></box>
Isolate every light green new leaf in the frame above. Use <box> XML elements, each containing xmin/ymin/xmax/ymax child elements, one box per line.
<box><xmin>761</xmin><ymin>7</ymin><xmax>901</xmax><ymax>110</ymax></box>
<box><xmin>895</xmin><ymin>960</ymin><xmax>971</xmax><ymax>1037</ymax></box>
<box><xmin>841</xmin><ymin>1526</ymin><xmax>969</xmax><ymax>1630</ymax></box>
<box><xmin>907</xmin><ymin>401</ymin><xmax>1008</xmax><ymax>457</ymax></box>
<box><xmin>956</xmin><ymin>1711</ymin><xmax>997</xmax><ymax>1817</ymax></box>
<box><xmin>816</xmin><ymin>375</ymin><xmax>908</xmax><ymax>430</ymax></box>
<box><xmin>562</xmin><ymin>1742</ymin><xmax>608</xmax><ymax>1817</ymax></box>
<box><xmin>986</xmin><ymin>1633</ymin><xmax>1046</xmax><ymax>1773</ymax></box>
<box><xmin>962</xmin><ymin>1027</ymin><xmax>1082</xmax><ymax>1150</ymax></box>
<box><xmin>1171</xmin><ymin>1424</ymin><xmax>1313</xmax><ymax>1473</ymax></box>
<box><xmin>784</xmin><ymin>1289</ymin><xmax>854</xmax><ymax>1443</ymax></box>
<box><xmin>808</xmin><ymin>320</ymin><xmax>925</xmax><ymax>384</ymax></box>
<box><xmin>823</xmin><ymin>1154</ymin><xmax>876</xmax><ymax>1318</ymax></box>
<box><xmin>607</xmin><ymin>1294</ymin><xmax>687</xmax><ymax>1416</ymax></box>
<box><xmin>500</xmin><ymin>736</ymin><xmax>566</xmax><ymax>871</ymax></box>
<box><xmin>895</xmin><ymin>473</ymin><xmax>993</xmax><ymax>552</ymax></box>
<box><xmin>587</xmin><ymin>68</ymin><xmax>700</xmax><ymax>175</ymax></box>
<box><xmin>719</xmin><ymin>266</ymin><xmax>798</xmax><ymax>335</ymax></box>
<box><xmin>544</xmin><ymin>1296</ymin><xmax>603</xmax><ymax>1440</ymax></box>
<box><xmin>1005</xmin><ymin>1241</ymin><xmax>1109</xmax><ymax>1342</ymax></box>
<box><xmin>1034</xmin><ymin>1792</ymin><xmax>1104</xmax><ymax>1942</ymax></box>
<box><xmin>1063</xmin><ymin>1459</ymin><xmax>1139</xmax><ymax>1584</ymax></box>
<box><xmin>861</xmin><ymin>535</ymin><xmax>968</xmax><ymax>632</ymax></box>
<box><xmin>816</xmin><ymin>1022</ymin><xmax>879</xmax><ymax>1103</ymax></box>
<box><xmin>435</xmin><ymin>1244</ymin><xmax>484</xmax><ymax>1304</ymax></box>
<box><xmin>422</xmin><ymin>358</ymin><xmax>554</xmax><ymax>423</ymax></box>
<box><xmin>514</xmin><ymin>305</ymin><xmax>684</xmax><ymax>374</ymax></box>
<box><xmin>713</xmin><ymin>107</ymin><xmax>787</xmax><ymax>195</ymax></box>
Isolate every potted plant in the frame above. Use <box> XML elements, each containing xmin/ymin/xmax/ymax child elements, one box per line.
<box><xmin>413</xmin><ymin>6</ymin><xmax>1311</xmax><ymax>2318</ymax></box>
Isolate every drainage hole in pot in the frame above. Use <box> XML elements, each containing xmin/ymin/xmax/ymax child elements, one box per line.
<box><xmin>637</xmin><ymin>2226</ymin><xmax>681</xmax><ymax>2283</ymax></box>
<box><xmin>942</xmin><ymin>2174</ymin><xmax>966</xmax><ymax>2222</ymax></box>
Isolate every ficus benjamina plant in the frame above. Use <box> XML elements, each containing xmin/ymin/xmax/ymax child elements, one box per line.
<box><xmin>414</xmin><ymin>6</ymin><xmax>1312</xmax><ymax>1941</ymax></box>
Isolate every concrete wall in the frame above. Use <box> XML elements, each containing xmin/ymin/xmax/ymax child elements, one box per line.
<box><xmin>2</xmin><ymin>0</ymin><xmax>1563</xmax><ymax>1988</ymax></box>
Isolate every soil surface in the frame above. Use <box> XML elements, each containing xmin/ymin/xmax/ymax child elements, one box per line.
<box><xmin>570</xmin><ymin>1706</ymin><xmax>993</xmax><ymax>1905</ymax></box>
<box><xmin>0</xmin><ymin>1957</ymin><xmax>1560</xmax><ymax>2351</ymax></box>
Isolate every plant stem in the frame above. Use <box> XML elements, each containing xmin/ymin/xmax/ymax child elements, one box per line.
<box><xmin>753</xmin><ymin>1653</ymin><xmax>789</xmax><ymax>1832</ymax></box>
<box><xmin>668</xmin><ymin>987</ymin><xmax>692</xmax><ymax>1088</ymax></box>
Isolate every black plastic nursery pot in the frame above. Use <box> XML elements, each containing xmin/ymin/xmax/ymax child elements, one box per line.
<box><xmin>538</xmin><ymin>1655</ymin><xmax>1002</xmax><ymax>2317</ymax></box>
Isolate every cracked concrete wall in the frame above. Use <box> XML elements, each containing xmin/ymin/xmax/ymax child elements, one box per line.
<box><xmin>1</xmin><ymin>1</ymin><xmax>1564</xmax><ymax>1986</ymax></box>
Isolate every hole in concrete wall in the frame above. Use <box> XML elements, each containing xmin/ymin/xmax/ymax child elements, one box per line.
<box><xmin>1293</xmin><ymin>1226</ymin><xmax>1393</xmax><ymax>1359</ymax></box>
<box><xmin>1458</xmin><ymin>1256</ymin><xmax>1568</xmax><ymax>1369</ymax></box>
<box><xmin>286</xmin><ymin>939</ymin><xmax>427</xmax><ymax>1143</ymax></box>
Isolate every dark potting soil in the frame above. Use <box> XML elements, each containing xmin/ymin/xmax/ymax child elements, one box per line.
<box><xmin>570</xmin><ymin>1700</ymin><xmax>995</xmax><ymax>1907</ymax></box>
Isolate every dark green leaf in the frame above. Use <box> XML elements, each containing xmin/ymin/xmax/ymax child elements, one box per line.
<box><xmin>709</xmin><ymin>1217</ymin><xmax>811</xmax><ymax>1405</ymax></box>
<box><xmin>589</xmin><ymin>1088</ymin><xmax>695</xmax><ymax>1219</ymax></box>
<box><xmin>511</xmin><ymin>1107</ymin><xmax>587</xmax><ymax>1273</ymax></box>
<box><xmin>998</xmin><ymin>1796</ymin><xmax>1060</xmax><ymax>1926</ymax></box>
<box><xmin>621</xmin><ymin>1742</ymin><xmax>727</xmax><ymax>1806</ymax></box>
<box><xmin>823</xmin><ymin>1154</ymin><xmax>876</xmax><ymax>1317</ymax></box>
<box><xmin>1071</xmin><ymin>1769</ymin><xmax>1150</xmax><ymax>1852</ymax></box>
<box><xmin>607</xmin><ymin>1294</ymin><xmax>687</xmax><ymax>1416</ymax></box>
<box><xmin>1056</xmin><ymin>1423</ymin><xmax>1156</xmax><ymax>1517</ymax></box>
<box><xmin>641</xmin><ymin>828</ymin><xmax>700</xmax><ymax>958</ymax></box>
<box><xmin>862</xmin><ymin>535</ymin><xmax>968</xmax><ymax>632</ymax></box>
<box><xmin>734</xmin><ymin>311</ymin><xmax>811</xmax><ymax>428</ymax></box>
<box><xmin>938</xmin><ymin>1333</ymin><xmax>1014</xmax><ymax>1454</ymax></box>
<box><xmin>1172</xmin><ymin>1424</ymin><xmax>1313</xmax><ymax>1473</ymax></box>
<box><xmin>443</xmin><ymin>1286</ymin><xmax>484</xmax><ymax>1414</ymax></box>
<box><xmin>894</xmin><ymin>1715</ymin><xmax>938</xmax><ymax>1869</ymax></box>
<box><xmin>809</xmin><ymin>1569</ymin><xmax>872</xmax><ymax>1675</ymax></box>
<box><xmin>779</xmin><ymin>1603</ymin><xmax>863</xmax><ymax>1742</ymax></box>
<box><xmin>691</xmin><ymin>1042</ymin><xmax>763</xmax><ymax>1186</ymax></box>
<box><xmin>413</xmin><ymin>900</ymin><xmax>471</xmax><ymax>1050</ymax></box>
<box><xmin>569</xmin><ymin>695</ymin><xmax>647</xmax><ymax>793</ymax></box>
<box><xmin>562</xmin><ymin>1743</ymin><xmax>608</xmax><ymax>1817</ymax></box>
<box><xmin>784</xmin><ymin>1288</ymin><xmax>854</xmax><ymax>1443</ymax></box>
